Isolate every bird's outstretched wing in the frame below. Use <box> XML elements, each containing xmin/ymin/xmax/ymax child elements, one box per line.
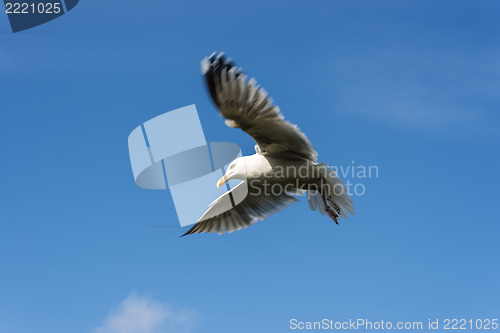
<box><xmin>202</xmin><ymin>52</ymin><xmax>318</xmax><ymax>162</ymax></box>
<box><xmin>181</xmin><ymin>182</ymin><xmax>298</xmax><ymax>236</ymax></box>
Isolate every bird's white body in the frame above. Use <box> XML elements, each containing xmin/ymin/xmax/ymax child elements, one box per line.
<box><xmin>227</xmin><ymin>153</ymin><xmax>320</xmax><ymax>188</ymax></box>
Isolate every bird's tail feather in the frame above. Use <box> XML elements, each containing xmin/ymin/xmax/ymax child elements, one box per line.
<box><xmin>307</xmin><ymin>162</ymin><xmax>354</xmax><ymax>222</ymax></box>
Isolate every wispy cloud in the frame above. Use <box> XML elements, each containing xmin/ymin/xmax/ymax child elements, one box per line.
<box><xmin>93</xmin><ymin>292</ymin><xmax>198</xmax><ymax>333</ymax></box>
<box><xmin>324</xmin><ymin>46</ymin><xmax>500</xmax><ymax>136</ymax></box>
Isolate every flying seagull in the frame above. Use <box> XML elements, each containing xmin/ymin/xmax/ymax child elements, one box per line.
<box><xmin>182</xmin><ymin>53</ymin><xmax>353</xmax><ymax>236</ymax></box>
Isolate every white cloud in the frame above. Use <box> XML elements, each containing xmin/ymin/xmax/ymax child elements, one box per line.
<box><xmin>93</xmin><ymin>292</ymin><xmax>198</xmax><ymax>333</ymax></box>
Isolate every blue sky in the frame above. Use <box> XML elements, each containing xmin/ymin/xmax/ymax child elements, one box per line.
<box><xmin>1</xmin><ymin>1</ymin><xmax>499</xmax><ymax>332</ymax></box>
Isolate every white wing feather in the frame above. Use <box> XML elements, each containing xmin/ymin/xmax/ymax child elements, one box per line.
<box><xmin>181</xmin><ymin>182</ymin><xmax>298</xmax><ymax>236</ymax></box>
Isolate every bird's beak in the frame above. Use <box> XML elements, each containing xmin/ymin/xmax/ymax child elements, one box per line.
<box><xmin>216</xmin><ymin>175</ymin><xmax>228</xmax><ymax>188</ymax></box>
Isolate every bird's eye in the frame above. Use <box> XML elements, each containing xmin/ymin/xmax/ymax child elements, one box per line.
<box><xmin>229</xmin><ymin>164</ymin><xmax>235</xmax><ymax>170</ymax></box>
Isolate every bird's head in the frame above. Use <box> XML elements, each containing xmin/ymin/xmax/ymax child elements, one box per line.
<box><xmin>217</xmin><ymin>158</ymin><xmax>246</xmax><ymax>188</ymax></box>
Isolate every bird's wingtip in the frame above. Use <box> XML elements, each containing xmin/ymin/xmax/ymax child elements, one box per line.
<box><xmin>201</xmin><ymin>51</ymin><xmax>240</xmax><ymax>76</ymax></box>
<box><xmin>200</xmin><ymin>53</ymin><xmax>214</xmax><ymax>75</ymax></box>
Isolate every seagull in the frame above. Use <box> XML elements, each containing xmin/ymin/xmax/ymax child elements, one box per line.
<box><xmin>181</xmin><ymin>53</ymin><xmax>353</xmax><ymax>236</ymax></box>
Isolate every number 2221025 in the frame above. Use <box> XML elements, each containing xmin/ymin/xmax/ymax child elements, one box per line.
<box><xmin>5</xmin><ymin>3</ymin><xmax>62</xmax><ymax>14</ymax></box>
